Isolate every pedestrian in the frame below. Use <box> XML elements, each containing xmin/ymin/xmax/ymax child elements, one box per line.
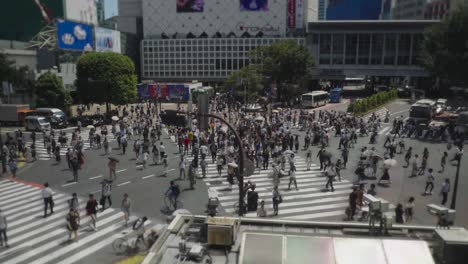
<box><xmin>121</xmin><ymin>135</ymin><xmax>128</xmax><ymax>154</ymax></box>
<box><xmin>68</xmin><ymin>193</ymin><xmax>80</xmax><ymax>213</ymax></box>
<box><xmin>439</xmin><ymin>151</ymin><xmax>447</xmax><ymax>173</ymax></box>
<box><xmin>86</xmin><ymin>194</ymin><xmax>98</xmax><ymax>231</ymax></box>
<box><xmin>325</xmin><ymin>163</ymin><xmax>335</xmax><ymax>192</ymax></box>
<box><xmin>100</xmin><ymin>180</ymin><xmax>112</xmax><ymax>210</ymax></box>
<box><xmin>108</xmin><ymin>158</ymin><xmax>117</xmax><ymax>181</ymax></box>
<box><xmin>423</xmin><ymin>168</ymin><xmax>435</xmax><ymax>195</ymax></box>
<box><xmin>162</xmin><ymin>154</ymin><xmax>168</xmax><ymax>177</ymax></box>
<box><xmin>0</xmin><ymin>209</ymin><xmax>8</xmax><ymax>247</ymax></box>
<box><xmin>71</xmin><ymin>157</ymin><xmax>79</xmax><ymax>182</ymax></box>
<box><xmin>247</xmin><ymin>185</ymin><xmax>259</xmax><ymax>212</ymax></box>
<box><xmin>200</xmin><ymin>157</ymin><xmax>207</xmax><ymax>178</ymax></box>
<box><xmin>440</xmin><ymin>178</ymin><xmax>450</xmax><ymax>205</ymax></box>
<box><xmin>288</xmin><ymin>164</ymin><xmax>298</xmax><ymax>191</ymax></box>
<box><xmin>133</xmin><ymin>216</ymin><xmax>148</xmax><ymax>247</ymax></box>
<box><xmin>272</xmin><ymin>186</ymin><xmax>282</xmax><ymax>216</ymax></box>
<box><xmin>216</xmin><ymin>155</ymin><xmax>223</xmax><ymax>177</ymax></box>
<box><xmin>335</xmin><ymin>159</ymin><xmax>343</xmax><ymax>181</ymax></box>
<box><xmin>103</xmin><ymin>137</ymin><xmax>110</xmax><ymax>155</ymax></box>
<box><xmin>348</xmin><ymin>187</ymin><xmax>358</xmax><ymax>219</ymax></box>
<box><xmin>152</xmin><ymin>144</ymin><xmax>159</xmax><ymax>164</ymax></box>
<box><xmin>378</xmin><ymin>167</ymin><xmax>391</xmax><ymax>185</ymax></box>
<box><xmin>257</xmin><ymin>200</ymin><xmax>267</xmax><ymax>217</ymax></box>
<box><xmin>404</xmin><ymin>197</ymin><xmax>415</xmax><ymax>223</ymax></box>
<box><xmin>42</xmin><ymin>183</ymin><xmax>54</xmax><ymax>217</ymax></box>
<box><xmin>306</xmin><ymin>149</ymin><xmax>312</xmax><ymax>171</ymax></box>
<box><xmin>66</xmin><ymin>208</ymin><xmax>80</xmax><ymax>242</ymax></box>
<box><xmin>188</xmin><ymin>163</ymin><xmax>196</xmax><ymax>190</ymax></box>
<box><xmin>159</xmin><ymin>142</ymin><xmax>166</xmax><ymax>159</ymax></box>
<box><xmin>142</xmin><ymin>151</ymin><xmax>148</xmax><ymax>169</ymax></box>
<box><xmin>8</xmin><ymin>158</ymin><xmax>17</xmax><ymax>178</ymax></box>
<box><xmin>121</xmin><ymin>193</ymin><xmax>131</xmax><ymax>227</ymax></box>
<box><xmin>404</xmin><ymin>147</ymin><xmax>412</xmax><ymax>167</ymax></box>
<box><xmin>410</xmin><ymin>154</ymin><xmax>419</xmax><ymax>177</ymax></box>
<box><xmin>178</xmin><ymin>155</ymin><xmax>186</xmax><ymax>180</ymax></box>
<box><xmin>395</xmin><ymin>203</ymin><xmax>404</xmax><ymax>224</ymax></box>
<box><xmin>367</xmin><ymin>183</ymin><xmax>377</xmax><ymax>196</ymax></box>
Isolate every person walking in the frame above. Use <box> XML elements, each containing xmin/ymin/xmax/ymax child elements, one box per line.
<box><xmin>178</xmin><ymin>155</ymin><xmax>186</xmax><ymax>180</ymax></box>
<box><xmin>272</xmin><ymin>186</ymin><xmax>282</xmax><ymax>216</ymax></box>
<box><xmin>404</xmin><ymin>147</ymin><xmax>412</xmax><ymax>168</ymax></box>
<box><xmin>0</xmin><ymin>209</ymin><xmax>8</xmax><ymax>247</ymax></box>
<box><xmin>152</xmin><ymin>144</ymin><xmax>159</xmax><ymax>165</ymax></box>
<box><xmin>348</xmin><ymin>187</ymin><xmax>358</xmax><ymax>219</ymax></box>
<box><xmin>404</xmin><ymin>197</ymin><xmax>415</xmax><ymax>223</ymax></box>
<box><xmin>108</xmin><ymin>158</ymin><xmax>117</xmax><ymax>181</ymax></box>
<box><xmin>85</xmin><ymin>194</ymin><xmax>98</xmax><ymax>231</ymax></box>
<box><xmin>161</xmin><ymin>154</ymin><xmax>168</xmax><ymax>177</ymax></box>
<box><xmin>335</xmin><ymin>159</ymin><xmax>343</xmax><ymax>182</ymax></box>
<box><xmin>71</xmin><ymin>157</ymin><xmax>79</xmax><ymax>182</ymax></box>
<box><xmin>395</xmin><ymin>203</ymin><xmax>404</xmax><ymax>224</ymax></box>
<box><xmin>423</xmin><ymin>168</ymin><xmax>435</xmax><ymax>195</ymax></box>
<box><xmin>68</xmin><ymin>193</ymin><xmax>80</xmax><ymax>213</ymax></box>
<box><xmin>100</xmin><ymin>180</ymin><xmax>112</xmax><ymax>210</ymax></box>
<box><xmin>216</xmin><ymin>155</ymin><xmax>223</xmax><ymax>177</ymax></box>
<box><xmin>200</xmin><ymin>157</ymin><xmax>207</xmax><ymax>178</ymax></box>
<box><xmin>306</xmin><ymin>149</ymin><xmax>312</xmax><ymax>171</ymax></box>
<box><xmin>159</xmin><ymin>142</ymin><xmax>166</xmax><ymax>160</ymax></box>
<box><xmin>287</xmin><ymin>165</ymin><xmax>298</xmax><ymax>190</ymax></box>
<box><xmin>66</xmin><ymin>208</ymin><xmax>80</xmax><ymax>242</ymax></box>
<box><xmin>187</xmin><ymin>162</ymin><xmax>196</xmax><ymax>190</ymax></box>
<box><xmin>325</xmin><ymin>163</ymin><xmax>336</xmax><ymax>192</ymax></box>
<box><xmin>42</xmin><ymin>183</ymin><xmax>54</xmax><ymax>217</ymax></box>
<box><xmin>410</xmin><ymin>154</ymin><xmax>419</xmax><ymax>177</ymax></box>
<box><xmin>440</xmin><ymin>178</ymin><xmax>450</xmax><ymax>205</ymax></box>
<box><xmin>121</xmin><ymin>193</ymin><xmax>131</xmax><ymax>227</ymax></box>
<box><xmin>8</xmin><ymin>158</ymin><xmax>17</xmax><ymax>179</ymax></box>
<box><xmin>439</xmin><ymin>152</ymin><xmax>448</xmax><ymax>173</ymax></box>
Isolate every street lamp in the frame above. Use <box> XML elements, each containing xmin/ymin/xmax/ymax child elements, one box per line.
<box><xmin>177</xmin><ymin>111</ymin><xmax>245</xmax><ymax>216</ymax></box>
<box><xmin>450</xmin><ymin>152</ymin><xmax>463</xmax><ymax>210</ymax></box>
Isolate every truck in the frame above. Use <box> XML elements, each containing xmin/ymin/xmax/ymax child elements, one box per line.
<box><xmin>409</xmin><ymin>100</ymin><xmax>436</xmax><ymax>125</ymax></box>
<box><xmin>0</xmin><ymin>104</ymin><xmax>32</xmax><ymax>126</ymax></box>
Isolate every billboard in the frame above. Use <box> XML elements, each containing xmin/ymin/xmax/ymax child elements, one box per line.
<box><xmin>64</xmin><ymin>0</ymin><xmax>98</xmax><ymax>25</ymax></box>
<box><xmin>138</xmin><ymin>83</ymin><xmax>189</xmax><ymax>100</ymax></box>
<box><xmin>95</xmin><ymin>27</ymin><xmax>121</xmax><ymax>53</ymax></box>
<box><xmin>240</xmin><ymin>0</ymin><xmax>268</xmax><ymax>11</ymax></box>
<box><xmin>57</xmin><ymin>19</ymin><xmax>94</xmax><ymax>51</ymax></box>
<box><xmin>176</xmin><ymin>0</ymin><xmax>204</xmax><ymax>13</ymax></box>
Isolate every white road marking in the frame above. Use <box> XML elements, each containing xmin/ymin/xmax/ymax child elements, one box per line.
<box><xmin>89</xmin><ymin>175</ymin><xmax>103</xmax><ymax>180</ymax></box>
<box><xmin>142</xmin><ymin>174</ymin><xmax>155</xmax><ymax>179</ymax></box>
<box><xmin>61</xmin><ymin>182</ymin><xmax>77</xmax><ymax>187</ymax></box>
<box><xmin>117</xmin><ymin>181</ymin><xmax>131</xmax><ymax>187</ymax></box>
<box><xmin>378</xmin><ymin>127</ymin><xmax>391</xmax><ymax>135</ymax></box>
<box><xmin>116</xmin><ymin>169</ymin><xmax>127</xmax><ymax>173</ymax></box>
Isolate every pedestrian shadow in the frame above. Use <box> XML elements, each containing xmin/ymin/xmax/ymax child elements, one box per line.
<box><xmin>65</xmin><ymin>179</ymin><xmax>76</xmax><ymax>183</ymax></box>
<box><xmin>61</xmin><ymin>168</ymin><xmax>70</xmax><ymax>171</ymax></box>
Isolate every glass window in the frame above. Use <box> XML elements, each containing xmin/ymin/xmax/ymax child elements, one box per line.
<box><xmin>398</xmin><ymin>34</ymin><xmax>411</xmax><ymax>65</ymax></box>
<box><xmin>411</xmin><ymin>34</ymin><xmax>423</xmax><ymax>65</ymax></box>
<box><xmin>319</xmin><ymin>34</ymin><xmax>332</xmax><ymax>64</ymax></box>
<box><xmin>358</xmin><ymin>34</ymin><xmax>370</xmax><ymax>64</ymax></box>
<box><xmin>384</xmin><ymin>34</ymin><xmax>397</xmax><ymax>65</ymax></box>
<box><xmin>371</xmin><ymin>34</ymin><xmax>384</xmax><ymax>65</ymax></box>
<box><xmin>345</xmin><ymin>34</ymin><xmax>357</xmax><ymax>64</ymax></box>
<box><xmin>332</xmin><ymin>34</ymin><xmax>344</xmax><ymax>65</ymax></box>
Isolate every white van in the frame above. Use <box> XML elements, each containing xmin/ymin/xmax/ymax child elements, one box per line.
<box><xmin>25</xmin><ymin>116</ymin><xmax>51</xmax><ymax>131</ymax></box>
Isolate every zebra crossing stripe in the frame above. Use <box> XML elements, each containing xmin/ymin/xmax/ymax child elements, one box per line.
<box><xmin>379</xmin><ymin>127</ymin><xmax>391</xmax><ymax>135</ymax></box>
<box><xmin>285</xmin><ymin>210</ymin><xmax>345</xmax><ymax>220</ymax></box>
<box><xmin>4</xmin><ymin>196</ymin><xmax>68</xmax><ymax>220</ymax></box>
<box><xmin>0</xmin><ymin>182</ymin><xmax>26</xmax><ymax>192</ymax></box>
<box><xmin>268</xmin><ymin>202</ymin><xmax>348</xmax><ymax>217</ymax></box>
<box><xmin>0</xmin><ymin>184</ymin><xmax>32</xmax><ymax>195</ymax></box>
<box><xmin>0</xmin><ymin>187</ymin><xmax>39</xmax><ymax>201</ymax></box>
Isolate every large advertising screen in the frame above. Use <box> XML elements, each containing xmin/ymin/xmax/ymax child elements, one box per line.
<box><xmin>240</xmin><ymin>0</ymin><xmax>268</xmax><ymax>11</ymax></box>
<box><xmin>64</xmin><ymin>0</ymin><xmax>98</xmax><ymax>25</ymax></box>
<box><xmin>57</xmin><ymin>19</ymin><xmax>94</xmax><ymax>51</ymax></box>
<box><xmin>95</xmin><ymin>27</ymin><xmax>121</xmax><ymax>53</ymax></box>
<box><xmin>176</xmin><ymin>0</ymin><xmax>204</xmax><ymax>13</ymax></box>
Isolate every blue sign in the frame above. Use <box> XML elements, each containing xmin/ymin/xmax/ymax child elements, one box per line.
<box><xmin>57</xmin><ymin>19</ymin><xmax>94</xmax><ymax>51</ymax></box>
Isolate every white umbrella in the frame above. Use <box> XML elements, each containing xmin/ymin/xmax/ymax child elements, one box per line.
<box><xmin>172</xmin><ymin>209</ymin><xmax>191</xmax><ymax>216</ymax></box>
<box><xmin>86</xmin><ymin>125</ymin><xmax>95</xmax><ymax>129</ymax></box>
<box><xmin>383</xmin><ymin>159</ymin><xmax>398</xmax><ymax>168</ymax></box>
<box><xmin>123</xmin><ymin>117</ymin><xmax>128</xmax><ymax>122</ymax></box>
<box><xmin>227</xmin><ymin>162</ymin><xmax>238</xmax><ymax>168</ymax></box>
<box><xmin>283</xmin><ymin>150</ymin><xmax>294</xmax><ymax>155</ymax></box>
<box><xmin>111</xmin><ymin>116</ymin><xmax>119</xmax><ymax>121</ymax></box>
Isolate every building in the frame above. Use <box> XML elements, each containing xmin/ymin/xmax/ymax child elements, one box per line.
<box><xmin>117</xmin><ymin>0</ymin><xmax>143</xmax><ymax>35</ymax></box>
<box><xmin>307</xmin><ymin>20</ymin><xmax>438</xmax><ymax>78</ymax></box>
<box><xmin>140</xmin><ymin>0</ymin><xmax>304</xmax><ymax>82</ymax></box>
<box><xmin>307</xmin><ymin>0</ymin><xmax>320</xmax><ymax>21</ymax></box>
<box><xmin>318</xmin><ymin>0</ymin><xmax>328</xmax><ymax>20</ymax></box>
<box><xmin>380</xmin><ymin>0</ymin><xmax>396</xmax><ymax>19</ymax></box>
<box><xmin>327</xmin><ymin>0</ymin><xmax>383</xmax><ymax>20</ymax></box>
<box><xmin>143</xmin><ymin>214</ymin><xmax>468</xmax><ymax>264</ymax></box>
<box><xmin>96</xmin><ymin>0</ymin><xmax>106</xmax><ymax>24</ymax></box>
<box><xmin>392</xmin><ymin>0</ymin><xmax>464</xmax><ymax>20</ymax></box>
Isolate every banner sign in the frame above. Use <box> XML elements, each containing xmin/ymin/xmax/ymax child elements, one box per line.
<box><xmin>57</xmin><ymin>19</ymin><xmax>94</xmax><ymax>51</ymax></box>
<box><xmin>138</xmin><ymin>84</ymin><xmax>151</xmax><ymax>99</ymax></box>
<box><xmin>138</xmin><ymin>83</ymin><xmax>189</xmax><ymax>100</ymax></box>
<box><xmin>288</xmin><ymin>0</ymin><xmax>296</xmax><ymax>29</ymax></box>
<box><xmin>240</xmin><ymin>0</ymin><xmax>269</xmax><ymax>11</ymax></box>
<box><xmin>295</xmin><ymin>0</ymin><xmax>304</xmax><ymax>29</ymax></box>
<box><xmin>95</xmin><ymin>27</ymin><xmax>121</xmax><ymax>53</ymax></box>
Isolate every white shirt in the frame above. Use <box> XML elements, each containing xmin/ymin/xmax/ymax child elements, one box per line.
<box><xmin>41</xmin><ymin>187</ymin><xmax>53</xmax><ymax>198</ymax></box>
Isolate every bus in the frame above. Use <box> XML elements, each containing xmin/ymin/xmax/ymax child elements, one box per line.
<box><xmin>329</xmin><ymin>88</ymin><xmax>342</xmax><ymax>103</ymax></box>
<box><xmin>301</xmin><ymin>91</ymin><xmax>330</xmax><ymax>108</ymax></box>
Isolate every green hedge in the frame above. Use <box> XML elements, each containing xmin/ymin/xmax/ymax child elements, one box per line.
<box><xmin>347</xmin><ymin>89</ymin><xmax>398</xmax><ymax>115</ymax></box>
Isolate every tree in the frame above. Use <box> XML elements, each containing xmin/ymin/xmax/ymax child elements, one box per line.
<box><xmin>76</xmin><ymin>52</ymin><xmax>138</xmax><ymax>112</ymax></box>
<box><xmin>250</xmin><ymin>40</ymin><xmax>315</xmax><ymax>100</ymax></box>
<box><xmin>35</xmin><ymin>71</ymin><xmax>71</xmax><ymax>109</ymax></box>
<box><xmin>422</xmin><ymin>4</ymin><xmax>468</xmax><ymax>85</ymax></box>
<box><xmin>224</xmin><ymin>65</ymin><xmax>264</xmax><ymax>102</ymax></box>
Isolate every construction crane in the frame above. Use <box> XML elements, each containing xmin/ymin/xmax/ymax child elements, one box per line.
<box><xmin>28</xmin><ymin>0</ymin><xmax>57</xmax><ymax>49</ymax></box>
<box><xmin>32</xmin><ymin>0</ymin><xmax>52</xmax><ymax>24</ymax></box>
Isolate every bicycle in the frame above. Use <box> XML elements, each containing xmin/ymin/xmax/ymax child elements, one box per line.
<box><xmin>112</xmin><ymin>231</ymin><xmax>148</xmax><ymax>255</ymax></box>
<box><xmin>161</xmin><ymin>194</ymin><xmax>183</xmax><ymax>215</ymax></box>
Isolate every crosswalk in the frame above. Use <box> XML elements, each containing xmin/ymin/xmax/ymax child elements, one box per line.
<box><xmin>184</xmin><ymin>152</ymin><xmax>353</xmax><ymax>221</ymax></box>
<box><xmin>0</xmin><ymin>179</ymin><xmax>152</xmax><ymax>264</ymax></box>
<box><xmin>26</xmin><ymin>127</ymin><xmax>116</xmax><ymax>161</ymax></box>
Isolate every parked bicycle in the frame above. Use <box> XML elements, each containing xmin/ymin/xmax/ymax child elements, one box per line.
<box><xmin>112</xmin><ymin>231</ymin><xmax>148</xmax><ymax>255</ymax></box>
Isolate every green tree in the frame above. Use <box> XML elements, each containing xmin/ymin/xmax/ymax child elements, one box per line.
<box><xmin>35</xmin><ymin>71</ymin><xmax>71</xmax><ymax>108</ymax></box>
<box><xmin>76</xmin><ymin>52</ymin><xmax>138</xmax><ymax>112</ymax></box>
<box><xmin>250</xmin><ymin>40</ymin><xmax>315</xmax><ymax>100</ymax></box>
<box><xmin>224</xmin><ymin>65</ymin><xmax>264</xmax><ymax>102</ymax></box>
<box><xmin>422</xmin><ymin>4</ymin><xmax>468</xmax><ymax>85</ymax></box>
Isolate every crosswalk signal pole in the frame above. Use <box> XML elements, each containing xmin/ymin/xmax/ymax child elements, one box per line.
<box><xmin>450</xmin><ymin>154</ymin><xmax>462</xmax><ymax>210</ymax></box>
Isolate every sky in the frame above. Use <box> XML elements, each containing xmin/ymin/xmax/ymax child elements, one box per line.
<box><xmin>104</xmin><ymin>0</ymin><xmax>118</xmax><ymax>19</ymax></box>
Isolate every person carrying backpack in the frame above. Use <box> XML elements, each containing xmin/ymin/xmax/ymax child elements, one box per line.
<box><xmin>100</xmin><ymin>180</ymin><xmax>112</xmax><ymax>210</ymax></box>
<box><xmin>133</xmin><ymin>216</ymin><xmax>148</xmax><ymax>248</ymax></box>
<box><xmin>68</xmin><ymin>193</ymin><xmax>80</xmax><ymax>213</ymax></box>
<box><xmin>66</xmin><ymin>208</ymin><xmax>80</xmax><ymax>242</ymax></box>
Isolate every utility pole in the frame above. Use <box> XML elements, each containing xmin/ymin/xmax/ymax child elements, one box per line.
<box><xmin>450</xmin><ymin>153</ymin><xmax>463</xmax><ymax>210</ymax></box>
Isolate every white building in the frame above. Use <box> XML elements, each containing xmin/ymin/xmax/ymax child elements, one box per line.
<box><xmin>141</xmin><ymin>0</ymin><xmax>305</xmax><ymax>82</ymax></box>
